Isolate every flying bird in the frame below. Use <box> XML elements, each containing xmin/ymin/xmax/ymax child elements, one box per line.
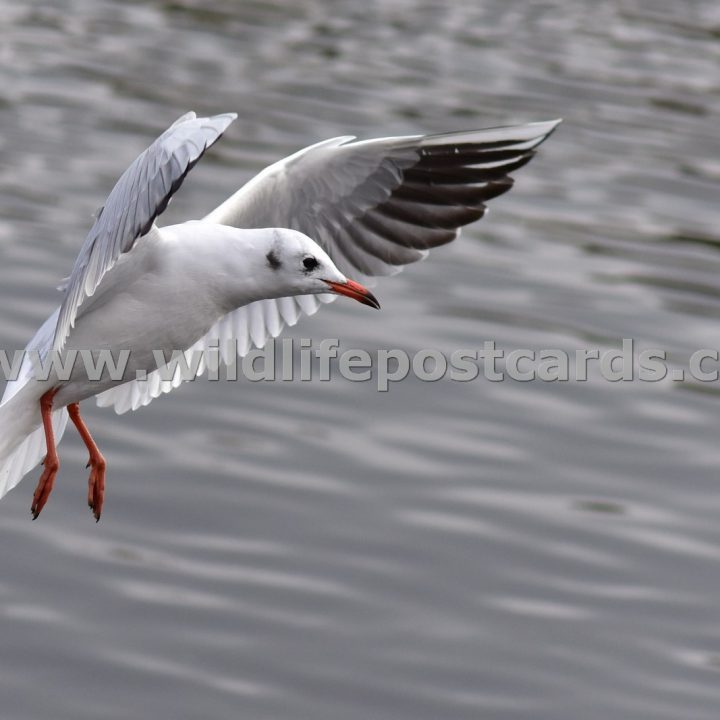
<box><xmin>0</xmin><ymin>111</ymin><xmax>560</xmax><ymax>520</ymax></box>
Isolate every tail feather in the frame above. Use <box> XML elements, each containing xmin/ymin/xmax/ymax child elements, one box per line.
<box><xmin>0</xmin><ymin>385</ymin><xmax>68</xmax><ymax>500</ymax></box>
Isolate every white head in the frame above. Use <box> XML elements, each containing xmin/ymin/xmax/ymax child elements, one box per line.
<box><xmin>223</xmin><ymin>226</ymin><xmax>380</xmax><ymax>309</ymax></box>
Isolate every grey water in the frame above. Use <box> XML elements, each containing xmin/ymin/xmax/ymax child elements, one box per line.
<box><xmin>1</xmin><ymin>1</ymin><xmax>720</xmax><ymax>718</ymax></box>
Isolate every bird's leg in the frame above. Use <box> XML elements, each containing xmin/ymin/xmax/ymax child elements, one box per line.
<box><xmin>67</xmin><ymin>403</ymin><xmax>106</xmax><ymax>522</ymax></box>
<box><xmin>31</xmin><ymin>388</ymin><xmax>60</xmax><ymax>520</ymax></box>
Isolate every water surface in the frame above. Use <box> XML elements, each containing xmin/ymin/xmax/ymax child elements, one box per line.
<box><xmin>1</xmin><ymin>1</ymin><xmax>720</xmax><ymax>719</ymax></box>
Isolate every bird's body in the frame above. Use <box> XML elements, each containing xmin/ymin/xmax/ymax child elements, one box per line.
<box><xmin>42</xmin><ymin>222</ymin><xmax>338</xmax><ymax>405</ymax></box>
<box><xmin>0</xmin><ymin>111</ymin><xmax>560</xmax><ymax>519</ymax></box>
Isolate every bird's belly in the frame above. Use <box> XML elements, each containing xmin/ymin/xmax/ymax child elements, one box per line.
<box><xmin>52</xmin><ymin>282</ymin><xmax>224</xmax><ymax>405</ymax></box>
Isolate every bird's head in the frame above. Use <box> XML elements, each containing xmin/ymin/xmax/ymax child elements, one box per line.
<box><xmin>259</xmin><ymin>228</ymin><xmax>380</xmax><ymax>309</ymax></box>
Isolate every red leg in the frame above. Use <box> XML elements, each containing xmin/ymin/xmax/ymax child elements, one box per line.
<box><xmin>67</xmin><ymin>403</ymin><xmax>106</xmax><ymax>522</ymax></box>
<box><xmin>31</xmin><ymin>389</ymin><xmax>60</xmax><ymax>520</ymax></box>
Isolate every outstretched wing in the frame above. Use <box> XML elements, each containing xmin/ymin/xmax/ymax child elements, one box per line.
<box><xmin>205</xmin><ymin>120</ymin><xmax>560</xmax><ymax>275</ymax></box>
<box><xmin>97</xmin><ymin>119</ymin><xmax>560</xmax><ymax>414</ymax></box>
<box><xmin>53</xmin><ymin>111</ymin><xmax>237</xmax><ymax>351</ymax></box>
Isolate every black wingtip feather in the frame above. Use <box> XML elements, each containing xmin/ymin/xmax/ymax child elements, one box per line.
<box><xmin>376</xmin><ymin>197</ymin><xmax>486</xmax><ymax>230</ymax></box>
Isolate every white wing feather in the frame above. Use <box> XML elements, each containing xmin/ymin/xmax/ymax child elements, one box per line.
<box><xmin>94</xmin><ymin>294</ymin><xmax>331</xmax><ymax>414</ymax></box>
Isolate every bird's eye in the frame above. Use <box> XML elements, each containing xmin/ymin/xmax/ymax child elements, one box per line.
<box><xmin>303</xmin><ymin>256</ymin><xmax>319</xmax><ymax>271</ymax></box>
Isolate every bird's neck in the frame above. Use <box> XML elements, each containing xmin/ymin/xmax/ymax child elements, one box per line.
<box><xmin>163</xmin><ymin>222</ymin><xmax>294</xmax><ymax>314</ymax></box>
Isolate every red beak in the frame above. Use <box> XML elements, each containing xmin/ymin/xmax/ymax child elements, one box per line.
<box><xmin>324</xmin><ymin>278</ymin><xmax>381</xmax><ymax>309</ymax></box>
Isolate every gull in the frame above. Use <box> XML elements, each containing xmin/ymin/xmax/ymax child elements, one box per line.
<box><xmin>0</xmin><ymin>111</ymin><xmax>560</xmax><ymax>520</ymax></box>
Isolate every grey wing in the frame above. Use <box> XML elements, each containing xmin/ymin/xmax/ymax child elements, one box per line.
<box><xmin>53</xmin><ymin>111</ymin><xmax>237</xmax><ymax>351</ymax></box>
<box><xmin>205</xmin><ymin>119</ymin><xmax>561</xmax><ymax>275</ymax></box>
<box><xmin>96</xmin><ymin>119</ymin><xmax>560</xmax><ymax>414</ymax></box>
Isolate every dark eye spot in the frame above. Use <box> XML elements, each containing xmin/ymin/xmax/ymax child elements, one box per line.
<box><xmin>303</xmin><ymin>256</ymin><xmax>319</xmax><ymax>272</ymax></box>
<box><xmin>266</xmin><ymin>250</ymin><xmax>281</xmax><ymax>270</ymax></box>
